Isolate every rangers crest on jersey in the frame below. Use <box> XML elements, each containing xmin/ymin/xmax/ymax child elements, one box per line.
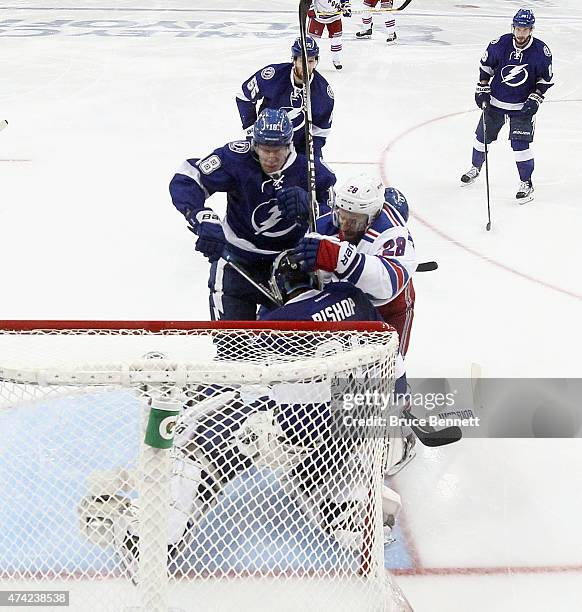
<box><xmin>228</xmin><ymin>141</ymin><xmax>251</xmax><ymax>154</ymax></box>
<box><xmin>261</xmin><ymin>66</ymin><xmax>276</xmax><ymax>80</ymax></box>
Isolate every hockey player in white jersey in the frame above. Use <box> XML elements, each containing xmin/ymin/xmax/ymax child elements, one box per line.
<box><xmin>307</xmin><ymin>0</ymin><xmax>352</xmax><ymax>70</ymax></box>
<box><xmin>288</xmin><ymin>173</ymin><xmax>417</xmax><ymax>357</ymax></box>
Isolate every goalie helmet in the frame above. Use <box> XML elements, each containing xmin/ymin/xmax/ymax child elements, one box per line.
<box><xmin>270</xmin><ymin>250</ymin><xmax>316</xmax><ymax>304</ymax></box>
<box><xmin>384</xmin><ymin>187</ymin><xmax>409</xmax><ymax>223</ymax></box>
<box><xmin>291</xmin><ymin>35</ymin><xmax>319</xmax><ymax>59</ymax></box>
<box><xmin>333</xmin><ymin>173</ymin><xmax>385</xmax><ymax>225</ymax></box>
<box><xmin>512</xmin><ymin>8</ymin><xmax>535</xmax><ymax>29</ymax></box>
<box><xmin>253</xmin><ymin>108</ymin><xmax>293</xmax><ymax>147</ymax></box>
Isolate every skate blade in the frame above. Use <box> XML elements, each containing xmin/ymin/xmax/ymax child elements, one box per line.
<box><xmin>516</xmin><ymin>194</ymin><xmax>534</xmax><ymax>205</ymax></box>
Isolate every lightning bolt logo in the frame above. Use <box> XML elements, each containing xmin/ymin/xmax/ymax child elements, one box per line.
<box><xmin>501</xmin><ymin>64</ymin><xmax>529</xmax><ymax>87</ymax></box>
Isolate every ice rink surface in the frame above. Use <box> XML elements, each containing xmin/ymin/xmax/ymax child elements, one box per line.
<box><xmin>1</xmin><ymin>0</ymin><xmax>581</xmax><ymax>610</ymax></box>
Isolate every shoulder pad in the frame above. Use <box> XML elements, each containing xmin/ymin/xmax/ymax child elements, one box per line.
<box><xmin>227</xmin><ymin>140</ymin><xmax>251</xmax><ymax>154</ymax></box>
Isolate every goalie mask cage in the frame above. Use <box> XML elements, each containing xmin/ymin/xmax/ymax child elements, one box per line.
<box><xmin>0</xmin><ymin>320</ymin><xmax>412</xmax><ymax>612</ymax></box>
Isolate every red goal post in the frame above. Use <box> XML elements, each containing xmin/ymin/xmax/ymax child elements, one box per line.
<box><xmin>0</xmin><ymin>320</ymin><xmax>411</xmax><ymax>612</ymax></box>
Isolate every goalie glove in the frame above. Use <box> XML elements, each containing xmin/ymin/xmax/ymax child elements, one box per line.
<box><xmin>521</xmin><ymin>92</ymin><xmax>544</xmax><ymax>116</ymax></box>
<box><xmin>288</xmin><ymin>236</ymin><xmax>361</xmax><ymax>278</ymax></box>
<box><xmin>474</xmin><ymin>82</ymin><xmax>491</xmax><ymax>109</ymax></box>
<box><xmin>187</xmin><ymin>208</ymin><xmax>226</xmax><ymax>263</ymax></box>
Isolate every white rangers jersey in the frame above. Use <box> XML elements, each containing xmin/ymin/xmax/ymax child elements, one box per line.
<box><xmin>315</xmin><ymin>204</ymin><xmax>416</xmax><ymax>305</ymax></box>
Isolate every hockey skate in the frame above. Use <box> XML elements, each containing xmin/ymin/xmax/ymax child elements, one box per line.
<box><xmin>356</xmin><ymin>26</ymin><xmax>373</xmax><ymax>39</ymax></box>
<box><xmin>516</xmin><ymin>179</ymin><xmax>534</xmax><ymax>204</ymax></box>
<box><xmin>386</xmin><ymin>32</ymin><xmax>397</xmax><ymax>45</ymax></box>
<box><xmin>460</xmin><ymin>166</ymin><xmax>480</xmax><ymax>186</ymax></box>
<box><xmin>333</xmin><ymin>61</ymin><xmax>343</xmax><ymax>71</ymax></box>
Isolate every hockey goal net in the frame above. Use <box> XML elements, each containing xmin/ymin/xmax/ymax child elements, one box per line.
<box><xmin>0</xmin><ymin>320</ymin><xmax>411</xmax><ymax>612</ymax></box>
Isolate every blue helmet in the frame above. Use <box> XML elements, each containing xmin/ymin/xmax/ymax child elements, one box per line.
<box><xmin>384</xmin><ymin>187</ymin><xmax>409</xmax><ymax>223</ymax></box>
<box><xmin>291</xmin><ymin>35</ymin><xmax>319</xmax><ymax>59</ymax></box>
<box><xmin>270</xmin><ymin>251</ymin><xmax>316</xmax><ymax>304</ymax></box>
<box><xmin>253</xmin><ymin>108</ymin><xmax>293</xmax><ymax>147</ymax></box>
<box><xmin>513</xmin><ymin>8</ymin><xmax>535</xmax><ymax>29</ymax></box>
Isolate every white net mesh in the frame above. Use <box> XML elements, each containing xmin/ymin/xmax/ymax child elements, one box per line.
<box><xmin>0</xmin><ymin>322</ymin><xmax>412</xmax><ymax>612</ymax></box>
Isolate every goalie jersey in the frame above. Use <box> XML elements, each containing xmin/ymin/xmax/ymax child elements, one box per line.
<box><xmin>236</xmin><ymin>63</ymin><xmax>334</xmax><ymax>157</ymax></box>
<box><xmin>261</xmin><ymin>282</ymin><xmax>383</xmax><ymax>323</ymax></box>
<box><xmin>169</xmin><ymin>141</ymin><xmax>335</xmax><ymax>262</ymax></box>
<box><xmin>480</xmin><ymin>33</ymin><xmax>553</xmax><ymax>112</ymax></box>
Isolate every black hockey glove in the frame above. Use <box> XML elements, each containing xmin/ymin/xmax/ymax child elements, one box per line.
<box><xmin>521</xmin><ymin>92</ymin><xmax>544</xmax><ymax>116</ymax></box>
<box><xmin>342</xmin><ymin>2</ymin><xmax>352</xmax><ymax>17</ymax></box>
<box><xmin>187</xmin><ymin>208</ymin><xmax>226</xmax><ymax>263</ymax></box>
<box><xmin>474</xmin><ymin>82</ymin><xmax>491</xmax><ymax>109</ymax></box>
<box><xmin>276</xmin><ymin>186</ymin><xmax>310</xmax><ymax>227</ymax></box>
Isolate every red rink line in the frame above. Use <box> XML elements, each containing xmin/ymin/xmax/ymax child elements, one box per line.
<box><xmin>379</xmin><ymin>106</ymin><xmax>582</xmax><ymax>303</ymax></box>
<box><xmin>390</xmin><ymin>479</ymin><xmax>582</xmax><ymax>578</ymax></box>
<box><xmin>391</xmin><ymin>563</ymin><xmax>582</xmax><ymax>577</ymax></box>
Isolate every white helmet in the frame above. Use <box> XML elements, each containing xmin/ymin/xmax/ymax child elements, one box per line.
<box><xmin>333</xmin><ymin>173</ymin><xmax>384</xmax><ymax>225</ymax></box>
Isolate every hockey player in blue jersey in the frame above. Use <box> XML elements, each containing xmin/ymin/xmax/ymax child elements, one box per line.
<box><xmin>262</xmin><ymin>252</ymin><xmax>383</xmax><ymax>323</ymax></box>
<box><xmin>460</xmin><ymin>9</ymin><xmax>554</xmax><ymax>203</ymax></box>
<box><xmin>169</xmin><ymin>108</ymin><xmax>336</xmax><ymax>321</ymax></box>
<box><xmin>236</xmin><ymin>36</ymin><xmax>334</xmax><ymax>158</ymax></box>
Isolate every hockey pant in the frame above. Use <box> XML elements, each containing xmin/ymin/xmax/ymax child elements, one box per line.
<box><xmin>377</xmin><ymin>280</ymin><xmax>415</xmax><ymax>357</ymax></box>
<box><xmin>308</xmin><ymin>17</ymin><xmax>343</xmax><ymax>65</ymax></box>
<box><xmin>208</xmin><ymin>254</ymin><xmax>276</xmax><ymax>321</ymax></box>
<box><xmin>471</xmin><ymin>106</ymin><xmax>536</xmax><ymax>182</ymax></box>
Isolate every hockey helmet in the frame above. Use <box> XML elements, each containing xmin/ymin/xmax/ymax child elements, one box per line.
<box><xmin>513</xmin><ymin>8</ymin><xmax>535</xmax><ymax>29</ymax></box>
<box><xmin>270</xmin><ymin>251</ymin><xmax>316</xmax><ymax>304</ymax></box>
<box><xmin>291</xmin><ymin>35</ymin><xmax>319</xmax><ymax>59</ymax></box>
<box><xmin>253</xmin><ymin>108</ymin><xmax>294</xmax><ymax>147</ymax></box>
<box><xmin>333</xmin><ymin>173</ymin><xmax>385</xmax><ymax>226</ymax></box>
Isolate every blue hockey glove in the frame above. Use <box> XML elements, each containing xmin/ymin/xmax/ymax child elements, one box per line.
<box><xmin>288</xmin><ymin>236</ymin><xmax>360</xmax><ymax>276</ymax></box>
<box><xmin>474</xmin><ymin>82</ymin><xmax>491</xmax><ymax>109</ymax></box>
<box><xmin>188</xmin><ymin>208</ymin><xmax>226</xmax><ymax>262</ymax></box>
<box><xmin>342</xmin><ymin>2</ymin><xmax>352</xmax><ymax>17</ymax></box>
<box><xmin>521</xmin><ymin>92</ymin><xmax>543</xmax><ymax>116</ymax></box>
<box><xmin>276</xmin><ymin>186</ymin><xmax>310</xmax><ymax>227</ymax></box>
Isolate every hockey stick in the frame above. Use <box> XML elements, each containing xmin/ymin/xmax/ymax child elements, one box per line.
<box><xmin>224</xmin><ymin>258</ymin><xmax>283</xmax><ymax>307</ymax></box>
<box><xmin>402</xmin><ymin>407</ymin><xmax>463</xmax><ymax>447</ymax></box>
<box><xmin>0</xmin><ymin>120</ymin><xmax>7</xmax><ymax>132</ymax></box>
<box><xmin>482</xmin><ymin>104</ymin><xmax>492</xmax><ymax>231</ymax></box>
<box><xmin>298</xmin><ymin>0</ymin><xmax>318</xmax><ymax>232</ymax></box>
<box><xmin>416</xmin><ymin>261</ymin><xmax>437</xmax><ymax>272</ymax></box>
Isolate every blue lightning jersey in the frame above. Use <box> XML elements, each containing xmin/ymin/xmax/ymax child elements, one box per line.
<box><xmin>236</xmin><ymin>63</ymin><xmax>334</xmax><ymax>157</ymax></box>
<box><xmin>261</xmin><ymin>282</ymin><xmax>383</xmax><ymax>323</ymax></box>
<box><xmin>479</xmin><ymin>33</ymin><xmax>553</xmax><ymax>112</ymax></box>
<box><xmin>169</xmin><ymin>141</ymin><xmax>335</xmax><ymax>263</ymax></box>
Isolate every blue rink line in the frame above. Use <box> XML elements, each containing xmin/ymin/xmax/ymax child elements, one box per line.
<box><xmin>0</xmin><ymin>392</ymin><xmax>413</xmax><ymax>575</ymax></box>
